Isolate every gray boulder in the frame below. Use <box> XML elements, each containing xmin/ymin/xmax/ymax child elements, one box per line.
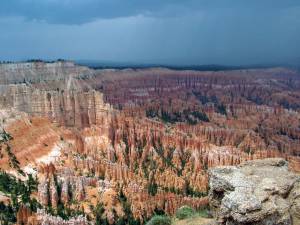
<box><xmin>208</xmin><ymin>158</ymin><xmax>300</xmax><ymax>225</ymax></box>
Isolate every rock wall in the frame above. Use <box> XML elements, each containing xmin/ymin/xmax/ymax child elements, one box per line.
<box><xmin>0</xmin><ymin>85</ymin><xmax>113</xmax><ymax>128</ymax></box>
<box><xmin>0</xmin><ymin>61</ymin><xmax>93</xmax><ymax>84</ymax></box>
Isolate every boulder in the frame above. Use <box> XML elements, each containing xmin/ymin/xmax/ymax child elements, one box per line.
<box><xmin>208</xmin><ymin>158</ymin><xmax>300</xmax><ymax>225</ymax></box>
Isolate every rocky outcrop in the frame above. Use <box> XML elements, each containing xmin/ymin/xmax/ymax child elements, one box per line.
<box><xmin>0</xmin><ymin>61</ymin><xmax>112</xmax><ymax>128</ymax></box>
<box><xmin>36</xmin><ymin>209</ymin><xmax>88</xmax><ymax>225</ymax></box>
<box><xmin>16</xmin><ymin>205</ymin><xmax>33</xmax><ymax>225</ymax></box>
<box><xmin>0</xmin><ymin>61</ymin><xmax>93</xmax><ymax>84</ymax></box>
<box><xmin>208</xmin><ymin>158</ymin><xmax>300</xmax><ymax>225</ymax></box>
<box><xmin>0</xmin><ymin>108</ymin><xmax>65</xmax><ymax>171</ymax></box>
<box><xmin>0</xmin><ymin>85</ymin><xmax>113</xmax><ymax>128</ymax></box>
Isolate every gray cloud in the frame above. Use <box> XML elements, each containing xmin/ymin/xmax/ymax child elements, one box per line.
<box><xmin>0</xmin><ymin>1</ymin><xmax>299</xmax><ymax>65</ymax></box>
<box><xmin>0</xmin><ymin>0</ymin><xmax>299</xmax><ymax>24</ymax></box>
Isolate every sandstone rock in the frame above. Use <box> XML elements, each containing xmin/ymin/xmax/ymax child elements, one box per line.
<box><xmin>50</xmin><ymin>177</ymin><xmax>59</xmax><ymax>209</ymax></box>
<box><xmin>36</xmin><ymin>209</ymin><xmax>89</xmax><ymax>225</ymax></box>
<box><xmin>75</xmin><ymin>178</ymin><xmax>85</xmax><ymax>201</ymax></box>
<box><xmin>1</xmin><ymin>63</ymin><xmax>299</xmax><ymax>224</ymax></box>
<box><xmin>0</xmin><ymin>61</ymin><xmax>93</xmax><ymax>84</ymax></box>
<box><xmin>61</xmin><ymin>177</ymin><xmax>70</xmax><ymax>204</ymax></box>
<box><xmin>209</xmin><ymin>158</ymin><xmax>300</xmax><ymax>225</ymax></box>
<box><xmin>38</xmin><ymin>179</ymin><xmax>49</xmax><ymax>207</ymax></box>
<box><xmin>16</xmin><ymin>205</ymin><xmax>32</xmax><ymax>225</ymax></box>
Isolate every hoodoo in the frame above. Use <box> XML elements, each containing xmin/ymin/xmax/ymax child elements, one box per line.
<box><xmin>0</xmin><ymin>61</ymin><xmax>299</xmax><ymax>224</ymax></box>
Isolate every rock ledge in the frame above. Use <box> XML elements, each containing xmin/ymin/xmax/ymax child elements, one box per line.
<box><xmin>209</xmin><ymin>158</ymin><xmax>300</xmax><ymax>225</ymax></box>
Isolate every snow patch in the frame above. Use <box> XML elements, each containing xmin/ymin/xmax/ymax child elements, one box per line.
<box><xmin>37</xmin><ymin>144</ymin><xmax>62</xmax><ymax>164</ymax></box>
<box><xmin>21</xmin><ymin>144</ymin><xmax>63</xmax><ymax>176</ymax></box>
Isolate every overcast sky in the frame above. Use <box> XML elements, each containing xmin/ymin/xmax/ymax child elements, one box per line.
<box><xmin>0</xmin><ymin>0</ymin><xmax>300</xmax><ymax>65</ymax></box>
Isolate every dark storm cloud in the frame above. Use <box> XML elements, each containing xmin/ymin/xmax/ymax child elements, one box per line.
<box><xmin>1</xmin><ymin>0</ymin><xmax>196</xmax><ymax>24</ymax></box>
<box><xmin>0</xmin><ymin>0</ymin><xmax>299</xmax><ymax>65</ymax></box>
<box><xmin>0</xmin><ymin>0</ymin><xmax>299</xmax><ymax>24</ymax></box>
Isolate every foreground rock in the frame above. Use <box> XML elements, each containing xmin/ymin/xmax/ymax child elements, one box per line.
<box><xmin>209</xmin><ymin>158</ymin><xmax>300</xmax><ymax>225</ymax></box>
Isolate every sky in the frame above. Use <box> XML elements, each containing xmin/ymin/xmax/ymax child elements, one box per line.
<box><xmin>0</xmin><ymin>0</ymin><xmax>300</xmax><ymax>65</ymax></box>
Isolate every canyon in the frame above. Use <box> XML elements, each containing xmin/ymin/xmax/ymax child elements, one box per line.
<box><xmin>0</xmin><ymin>61</ymin><xmax>299</xmax><ymax>224</ymax></box>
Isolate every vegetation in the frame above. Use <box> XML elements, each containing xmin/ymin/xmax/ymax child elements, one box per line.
<box><xmin>0</xmin><ymin>171</ymin><xmax>39</xmax><ymax>224</ymax></box>
<box><xmin>0</xmin><ymin>61</ymin><xmax>14</xmax><ymax>64</ymax></box>
<box><xmin>175</xmin><ymin>206</ymin><xmax>195</xmax><ymax>220</ymax></box>
<box><xmin>0</xmin><ymin>130</ymin><xmax>24</xmax><ymax>175</ymax></box>
<box><xmin>190</xmin><ymin>111</ymin><xmax>209</xmax><ymax>122</ymax></box>
<box><xmin>146</xmin><ymin>215</ymin><xmax>171</xmax><ymax>225</ymax></box>
<box><xmin>147</xmin><ymin>181</ymin><xmax>158</xmax><ymax>196</ymax></box>
<box><xmin>174</xmin><ymin>206</ymin><xmax>211</xmax><ymax>225</ymax></box>
<box><xmin>0</xmin><ymin>131</ymin><xmax>39</xmax><ymax>224</ymax></box>
<box><xmin>146</xmin><ymin>108</ymin><xmax>158</xmax><ymax>118</ymax></box>
<box><xmin>93</xmin><ymin>203</ymin><xmax>110</xmax><ymax>225</ymax></box>
<box><xmin>26</xmin><ymin>59</ymin><xmax>67</xmax><ymax>63</ymax></box>
<box><xmin>216</xmin><ymin>104</ymin><xmax>227</xmax><ymax>116</ymax></box>
<box><xmin>0</xmin><ymin>202</ymin><xmax>15</xmax><ymax>224</ymax></box>
<box><xmin>193</xmin><ymin>92</ymin><xmax>227</xmax><ymax>116</ymax></box>
<box><xmin>172</xmin><ymin>209</ymin><xmax>212</xmax><ymax>225</ymax></box>
<box><xmin>146</xmin><ymin>108</ymin><xmax>209</xmax><ymax>125</ymax></box>
<box><xmin>45</xmin><ymin>175</ymin><xmax>85</xmax><ymax>220</ymax></box>
<box><xmin>196</xmin><ymin>208</ymin><xmax>210</xmax><ymax>218</ymax></box>
<box><xmin>115</xmin><ymin>189</ymin><xmax>141</xmax><ymax>225</ymax></box>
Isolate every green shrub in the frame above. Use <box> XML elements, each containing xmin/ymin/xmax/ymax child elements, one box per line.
<box><xmin>175</xmin><ymin>206</ymin><xmax>195</xmax><ymax>220</ymax></box>
<box><xmin>197</xmin><ymin>208</ymin><xmax>210</xmax><ymax>218</ymax></box>
<box><xmin>146</xmin><ymin>215</ymin><xmax>171</xmax><ymax>225</ymax></box>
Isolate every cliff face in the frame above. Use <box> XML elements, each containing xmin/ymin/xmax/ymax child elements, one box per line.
<box><xmin>0</xmin><ymin>86</ymin><xmax>112</xmax><ymax>128</ymax></box>
<box><xmin>208</xmin><ymin>158</ymin><xmax>300</xmax><ymax>225</ymax></box>
<box><xmin>0</xmin><ymin>62</ymin><xmax>299</xmax><ymax>224</ymax></box>
<box><xmin>0</xmin><ymin>61</ymin><xmax>93</xmax><ymax>84</ymax></box>
<box><xmin>0</xmin><ymin>61</ymin><xmax>110</xmax><ymax>128</ymax></box>
<box><xmin>0</xmin><ymin>109</ymin><xmax>63</xmax><ymax>171</ymax></box>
